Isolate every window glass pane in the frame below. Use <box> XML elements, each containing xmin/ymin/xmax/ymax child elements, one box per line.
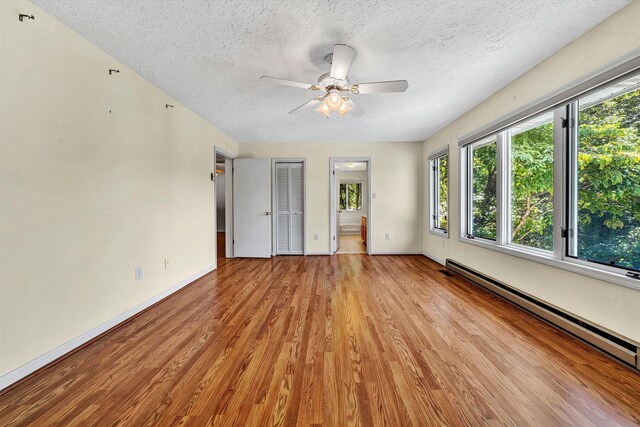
<box><xmin>347</xmin><ymin>183</ymin><xmax>362</xmax><ymax>210</ymax></box>
<box><xmin>575</xmin><ymin>74</ymin><xmax>640</xmax><ymax>271</ymax></box>
<box><xmin>339</xmin><ymin>184</ymin><xmax>347</xmax><ymax>210</ymax></box>
<box><xmin>437</xmin><ymin>156</ymin><xmax>448</xmax><ymax>230</ymax></box>
<box><xmin>472</xmin><ymin>141</ymin><xmax>497</xmax><ymax>240</ymax></box>
<box><xmin>510</xmin><ymin>112</ymin><xmax>554</xmax><ymax>250</ymax></box>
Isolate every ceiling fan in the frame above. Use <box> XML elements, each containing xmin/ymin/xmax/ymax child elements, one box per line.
<box><xmin>260</xmin><ymin>44</ymin><xmax>409</xmax><ymax>118</ymax></box>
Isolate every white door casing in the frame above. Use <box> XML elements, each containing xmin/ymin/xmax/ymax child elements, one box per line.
<box><xmin>329</xmin><ymin>157</ymin><xmax>372</xmax><ymax>255</ymax></box>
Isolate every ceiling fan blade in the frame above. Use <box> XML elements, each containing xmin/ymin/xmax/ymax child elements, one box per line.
<box><xmin>289</xmin><ymin>97</ymin><xmax>323</xmax><ymax>114</ymax></box>
<box><xmin>346</xmin><ymin>99</ymin><xmax>364</xmax><ymax>117</ymax></box>
<box><xmin>351</xmin><ymin>80</ymin><xmax>408</xmax><ymax>94</ymax></box>
<box><xmin>330</xmin><ymin>44</ymin><xmax>355</xmax><ymax>81</ymax></box>
<box><xmin>260</xmin><ymin>76</ymin><xmax>319</xmax><ymax>90</ymax></box>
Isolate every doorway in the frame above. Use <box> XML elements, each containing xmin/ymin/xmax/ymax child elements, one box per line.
<box><xmin>215</xmin><ymin>149</ymin><xmax>233</xmax><ymax>264</ymax></box>
<box><xmin>330</xmin><ymin>158</ymin><xmax>371</xmax><ymax>255</ymax></box>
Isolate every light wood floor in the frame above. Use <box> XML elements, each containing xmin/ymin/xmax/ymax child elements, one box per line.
<box><xmin>335</xmin><ymin>235</ymin><xmax>367</xmax><ymax>254</ymax></box>
<box><xmin>1</xmin><ymin>255</ymin><xmax>639</xmax><ymax>426</ymax></box>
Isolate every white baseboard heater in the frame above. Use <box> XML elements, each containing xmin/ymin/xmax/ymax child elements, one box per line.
<box><xmin>445</xmin><ymin>259</ymin><xmax>639</xmax><ymax>371</ymax></box>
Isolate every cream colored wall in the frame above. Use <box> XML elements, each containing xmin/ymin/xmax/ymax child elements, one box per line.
<box><xmin>423</xmin><ymin>1</ymin><xmax>640</xmax><ymax>342</ymax></box>
<box><xmin>0</xmin><ymin>0</ymin><xmax>238</xmax><ymax>376</ymax></box>
<box><xmin>240</xmin><ymin>142</ymin><xmax>423</xmax><ymax>254</ymax></box>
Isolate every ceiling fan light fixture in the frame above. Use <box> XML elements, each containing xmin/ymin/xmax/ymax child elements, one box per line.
<box><xmin>338</xmin><ymin>98</ymin><xmax>352</xmax><ymax>117</ymax></box>
<box><xmin>315</xmin><ymin>98</ymin><xmax>331</xmax><ymax>118</ymax></box>
<box><xmin>326</xmin><ymin>89</ymin><xmax>344</xmax><ymax>111</ymax></box>
<box><xmin>262</xmin><ymin>43</ymin><xmax>408</xmax><ymax>119</ymax></box>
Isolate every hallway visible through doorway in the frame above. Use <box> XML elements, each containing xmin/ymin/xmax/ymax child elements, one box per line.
<box><xmin>217</xmin><ymin>232</ymin><xmax>226</xmax><ymax>262</ymax></box>
<box><xmin>330</xmin><ymin>158</ymin><xmax>371</xmax><ymax>255</ymax></box>
<box><xmin>335</xmin><ymin>235</ymin><xmax>366</xmax><ymax>254</ymax></box>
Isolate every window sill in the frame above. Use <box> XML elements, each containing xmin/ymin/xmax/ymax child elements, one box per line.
<box><xmin>429</xmin><ymin>229</ymin><xmax>449</xmax><ymax>238</ymax></box>
<box><xmin>458</xmin><ymin>236</ymin><xmax>640</xmax><ymax>291</ymax></box>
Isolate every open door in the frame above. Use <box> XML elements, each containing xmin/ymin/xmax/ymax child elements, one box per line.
<box><xmin>336</xmin><ymin>209</ymin><xmax>341</xmax><ymax>253</ymax></box>
<box><xmin>233</xmin><ymin>158</ymin><xmax>271</xmax><ymax>258</ymax></box>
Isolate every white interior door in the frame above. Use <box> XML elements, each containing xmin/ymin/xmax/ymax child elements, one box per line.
<box><xmin>233</xmin><ymin>158</ymin><xmax>271</xmax><ymax>258</ymax></box>
<box><xmin>275</xmin><ymin>163</ymin><xmax>304</xmax><ymax>255</ymax></box>
<box><xmin>336</xmin><ymin>209</ymin><xmax>341</xmax><ymax>252</ymax></box>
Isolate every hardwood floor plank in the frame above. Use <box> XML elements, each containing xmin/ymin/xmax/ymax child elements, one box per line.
<box><xmin>1</xmin><ymin>255</ymin><xmax>639</xmax><ymax>426</ymax></box>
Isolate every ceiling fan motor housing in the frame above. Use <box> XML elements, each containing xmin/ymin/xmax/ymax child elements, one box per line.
<box><xmin>317</xmin><ymin>72</ymin><xmax>350</xmax><ymax>92</ymax></box>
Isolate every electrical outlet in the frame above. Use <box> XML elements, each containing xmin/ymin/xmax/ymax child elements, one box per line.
<box><xmin>385</xmin><ymin>233</ymin><xmax>390</xmax><ymax>240</ymax></box>
<box><xmin>135</xmin><ymin>266</ymin><xmax>143</xmax><ymax>281</ymax></box>
<box><xmin>314</xmin><ymin>233</ymin><xmax>319</xmax><ymax>240</ymax></box>
<box><xmin>164</xmin><ymin>258</ymin><xmax>170</xmax><ymax>269</ymax></box>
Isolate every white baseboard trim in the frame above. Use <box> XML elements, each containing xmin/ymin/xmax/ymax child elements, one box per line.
<box><xmin>370</xmin><ymin>251</ymin><xmax>423</xmax><ymax>255</ymax></box>
<box><xmin>0</xmin><ymin>264</ymin><xmax>216</xmax><ymax>392</ymax></box>
<box><xmin>306</xmin><ymin>251</ymin><xmax>332</xmax><ymax>256</ymax></box>
<box><xmin>423</xmin><ymin>251</ymin><xmax>446</xmax><ymax>266</ymax></box>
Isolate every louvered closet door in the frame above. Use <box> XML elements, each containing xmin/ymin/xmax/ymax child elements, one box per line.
<box><xmin>289</xmin><ymin>164</ymin><xmax>304</xmax><ymax>253</ymax></box>
<box><xmin>275</xmin><ymin>163</ymin><xmax>304</xmax><ymax>255</ymax></box>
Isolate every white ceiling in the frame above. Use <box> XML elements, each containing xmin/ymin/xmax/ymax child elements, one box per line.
<box><xmin>33</xmin><ymin>0</ymin><xmax>629</xmax><ymax>143</ymax></box>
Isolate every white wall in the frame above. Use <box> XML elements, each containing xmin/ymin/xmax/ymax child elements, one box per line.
<box><xmin>0</xmin><ymin>0</ymin><xmax>239</xmax><ymax>378</ymax></box>
<box><xmin>337</xmin><ymin>170</ymin><xmax>367</xmax><ymax>226</ymax></box>
<box><xmin>423</xmin><ymin>1</ymin><xmax>640</xmax><ymax>342</ymax></box>
<box><xmin>240</xmin><ymin>142</ymin><xmax>423</xmax><ymax>254</ymax></box>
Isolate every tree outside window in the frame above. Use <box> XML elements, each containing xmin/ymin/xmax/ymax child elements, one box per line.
<box><xmin>340</xmin><ymin>182</ymin><xmax>362</xmax><ymax>210</ymax></box>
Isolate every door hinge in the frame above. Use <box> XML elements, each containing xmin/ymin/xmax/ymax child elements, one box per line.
<box><xmin>333</xmin><ymin>170</ymin><xmax>335</xmax><ymax>175</ymax></box>
<box><xmin>561</xmin><ymin>227</ymin><xmax>568</xmax><ymax>238</ymax></box>
<box><xmin>211</xmin><ymin>173</ymin><xmax>215</xmax><ymax>181</ymax></box>
<box><xmin>333</xmin><ymin>236</ymin><xmax>336</xmax><ymax>240</ymax></box>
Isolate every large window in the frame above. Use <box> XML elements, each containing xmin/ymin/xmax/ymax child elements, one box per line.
<box><xmin>429</xmin><ymin>149</ymin><xmax>448</xmax><ymax>233</ymax></box>
<box><xmin>340</xmin><ymin>182</ymin><xmax>362</xmax><ymax>211</ymax></box>
<box><xmin>459</xmin><ymin>67</ymin><xmax>640</xmax><ymax>286</ymax></box>
<box><xmin>568</xmin><ymin>75</ymin><xmax>640</xmax><ymax>272</ymax></box>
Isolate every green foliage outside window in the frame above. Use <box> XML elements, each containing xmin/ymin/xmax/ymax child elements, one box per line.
<box><xmin>511</xmin><ymin>121</ymin><xmax>554</xmax><ymax>250</ymax></box>
<box><xmin>340</xmin><ymin>182</ymin><xmax>362</xmax><ymax>211</ymax></box>
<box><xmin>437</xmin><ymin>156</ymin><xmax>448</xmax><ymax>230</ymax></box>
<box><xmin>472</xmin><ymin>142</ymin><xmax>497</xmax><ymax>240</ymax></box>
<box><xmin>577</xmin><ymin>88</ymin><xmax>640</xmax><ymax>270</ymax></box>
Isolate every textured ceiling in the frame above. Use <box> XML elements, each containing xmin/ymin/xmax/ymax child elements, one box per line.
<box><xmin>32</xmin><ymin>0</ymin><xmax>629</xmax><ymax>143</ymax></box>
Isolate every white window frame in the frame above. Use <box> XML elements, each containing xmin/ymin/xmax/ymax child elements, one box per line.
<box><xmin>340</xmin><ymin>181</ymin><xmax>363</xmax><ymax>211</ymax></box>
<box><xmin>461</xmin><ymin>136</ymin><xmax>500</xmax><ymax>244</ymax></box>
<box><xmin>457</xmin><ymin>52</ymin><xmax>640</xmax><ymax>291</ymax></box>
<box><xmin>428</xmin><ymin>147</ymin><xmax>449</xmax><ymax>236</ymax></box>
<box><xmin>503</xmin><ymin>112</ymin><xmax>555</xmax><ymax>256</ymax></box>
